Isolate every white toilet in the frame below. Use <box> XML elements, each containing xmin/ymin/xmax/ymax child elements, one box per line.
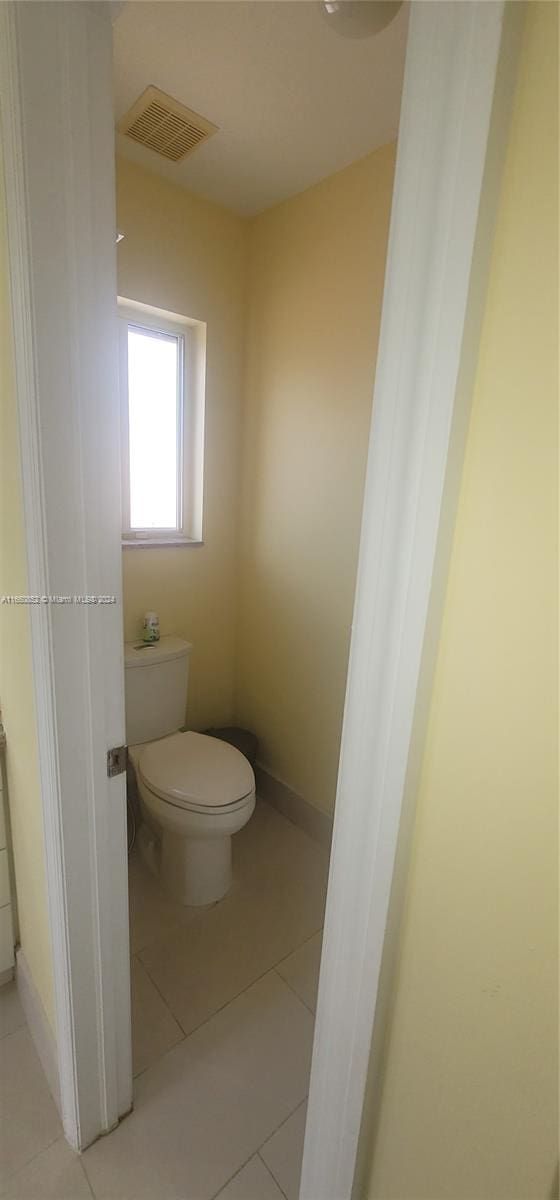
<box><xmin>125</xmin><ymin>636</ymin><xmax>255</xmax><ymax>906</ymax></box>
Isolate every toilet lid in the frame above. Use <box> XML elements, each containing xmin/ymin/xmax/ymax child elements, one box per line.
<box><xmin>138</xmin><ymin>731</ymin><xmax>255</xmax><ymax>811</ymax></box>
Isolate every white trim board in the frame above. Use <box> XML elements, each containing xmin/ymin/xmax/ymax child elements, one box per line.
<box><xmin>16</xmin><ymin>949</ymin><xmax>60</xmax><ymax>1115</ymax></box>
<box><xmin>300</xmin><ymin>4</ymin><xmax>522</xmax><ymax>1199</ymax></box>
<box><xmin>256</xmin><ymin>764</ymin><xmax>333</xmax><ymax>849</ymax></box>
<box><xmin>0</xmin><ymin>1</ymin><xmax>132</xmax><ymax>1152</ymax></box>
<box><xmin>352</xmin><ymin>6</ymin><xmax>526</xmax><ymax>1191</ymax></box>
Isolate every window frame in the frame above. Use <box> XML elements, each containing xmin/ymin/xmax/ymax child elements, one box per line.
<box><xmin>118</xmin><ymin>304</ymin><xmax>203</xmax><ymax>547</ymax></box>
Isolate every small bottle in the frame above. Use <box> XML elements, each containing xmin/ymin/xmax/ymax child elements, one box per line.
<box><xmin>142</xmin><ymin>611</ymin><xmax>160</xmax><ymax>644</ymax></box>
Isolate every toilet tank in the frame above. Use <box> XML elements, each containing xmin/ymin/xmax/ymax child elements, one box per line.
<box><xmin>124</xmin><ymin>637</ymin><xmax>192</xmax><ymax>746</ymax></box>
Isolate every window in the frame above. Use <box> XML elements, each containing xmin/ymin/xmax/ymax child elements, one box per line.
<box><xmin>119</xmin><ymin>302</ymin><xmax>204</xmax><ymax>545</ymax></box>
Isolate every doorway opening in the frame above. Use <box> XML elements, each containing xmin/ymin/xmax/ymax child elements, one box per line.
<box><xmin>111</xmin><ymin>3</ymin><xmax>405</xmax><ymax>1195</ymax></box>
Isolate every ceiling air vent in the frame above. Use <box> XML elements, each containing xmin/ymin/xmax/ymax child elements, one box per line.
<box><xmin>117</xmin><ymin>86</ymin><xmax>218</xmax><ymax>163</ymax></box>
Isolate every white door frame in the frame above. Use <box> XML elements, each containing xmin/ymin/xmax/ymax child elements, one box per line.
<box><xmin>0</xmin><ymin>0</ymin><xmax>522</xmax><ymax>1184</ymax></box>
<box><xmin>300</xmin><ymin>3</ymin><xmax>523</xmax><ymax>1197</ymax></box>
<box><xmin>0</xmin><ymin>0</ymin><xmax>131</xmax><ymax>1152</ymax></box>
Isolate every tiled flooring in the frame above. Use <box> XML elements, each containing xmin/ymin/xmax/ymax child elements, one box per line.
<box><xmin>0</xmin><ymin>983</ymin><xmax>90</xmax><ymax>1198</ymax></box>
<box><xmin>0</xmin><ymin>799</ymin><xmax>328</xmax><ymax>1199</ymax></box>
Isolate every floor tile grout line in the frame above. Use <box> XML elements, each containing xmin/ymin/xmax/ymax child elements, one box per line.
<box><xmin>135</xmin><ymin>911</ymin><xmax>323</xmax><ymax>1035</ymax></box>
<box><xmin>0</xmin><ymin>1132</ymin><xmax>64</xmax><ymax>1190</ymax></box>
<box><xmin>135</xmin><ymin>946</ymin><xmax>317</xmax><ymax>1067</ymax></box>
<box><xmin>132</xmin><ymin>952</ymin><xmax>190</xmax><ymax>1041</ymax></box>
<box><xmin>130</xmin><ymin>951</ymin><xmax>188</xmax><ymax>1077</ymax></box>
<box><xmin>4</xmin><ymin>810</ymin><xmax>323</xmax><ymax>1196</ymax></box>
<box><xmin>0</xmin><ymin>1021</ymin><xmax>37</xmax><ymax>1049</ymax></box>
<box><xmin>207</xmin><ymin>1146</ymin><xmax>265</xmax><ymax>1200</ymax></box>
<box><xmin>130</xmin><ymin>837</ymin><xmax>326</xmax><ymax>961</ymax></box>
<box><xmin>0</xmin><ymin>1017</ymin><xmax>25</xmax><ymax>1042</ymax></box>
<box><xmin>0</xmin><ymin>984</ymin><xmax>26</xmax><ymax>1043</ymax></box>
<box><xmin>128</xmin><ymin>970</ymin><xmax>311</xmax><ymax>1189</ymax></box>
<box><xmin>130</xmin><ymin>936</ymin><xmax>157</xmax><ymax>957</ymax></box>
<box><xmin>126</xmin><ymin>811</ymin><xmax>323</xmax><ymax>1179</ymax></box>
<box><xmin>132</xmin><ymin>1029</ymin><xmax>186</xmax><ymax>1081</ymax></box>
<box><xmin>256</xmin><ymin>1095</ymin><xmax>309</xmax><ymax>1199</ymax></box>
<box><xmin>80</xmin><ymin>1149</ymin><xmax>102</xmax><ymax>1199</ymax></box>
<box><xmin>257</xmin><ymin>1149</ymin><xmax>290</xmax><ymax>1200</ymax></box>
<box><xmin>135</xmin><ymin>913</ymin><xmax>322</xmax><ymax>1005</ymax></box>
<box><xmin>272</xmin><ymin>927</ymin><xmax>323</xmax><ymax>975</ymax></box>
<box><xmin>258</xmin><ymin>1094</ymin><xmax>308</xmax><ymax>1157</ymax></box>
<box><xmin>206</xmin><ymin>1094</ymin><xmax>307</xmax><ymax>1200</ymax></box>
<box><xmin>78</xmin><ymin>1151</ymin><xmax>96</xmax><ymax>1199</ymax></box>
<box><xmin>272</xmin><ymin>967</ymin><xmax>316</xmax><ymax>1017</ymax></box>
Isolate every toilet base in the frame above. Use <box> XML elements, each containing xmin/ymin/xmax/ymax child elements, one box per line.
<box><xmin>161</xmin><ymin>829</ymin><xmax>232</xmax><ymax>906</ymax></box>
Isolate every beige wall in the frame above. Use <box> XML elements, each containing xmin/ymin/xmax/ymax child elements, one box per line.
<box><xmin>365</xmin><ymin>5</ymin><xmax>558</xmax><ymax>1197</ymax></box>
<box><xmin>116</xmin><ymin>157</ymin><xmax>249</xmax><ymax>731</ymax></box>
<box><xmin>235</xmin><ymin>146</ymin><xmax>396</xmax><ymax>814</ymax></box>
<box><xmin>0</xmin><ymin>148</ymin><xmax>55</xmax><ymax>1027</ymax></box>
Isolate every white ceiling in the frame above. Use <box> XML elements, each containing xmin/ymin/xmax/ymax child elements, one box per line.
<box><xmin>113</xmin><ymin>2</ymin><xmax>408</xmax><ymax>217</ymax></box>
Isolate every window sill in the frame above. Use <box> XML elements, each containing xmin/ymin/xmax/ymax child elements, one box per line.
<box><xmin>122</xmin><ymin>538</ymin><xmax>204</xmax><ymax>549</ymax></box>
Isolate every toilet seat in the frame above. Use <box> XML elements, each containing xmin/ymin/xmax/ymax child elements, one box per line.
<box><xmin>138</xmin><ymin>730</ymin><xmax>255</xmax><ymax>815</ymax></box>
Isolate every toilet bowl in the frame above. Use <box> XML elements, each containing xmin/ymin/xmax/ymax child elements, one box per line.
<box><xmin>125</xmin><ymin>637</ymin><xmax>256</xmax><ymax>906</ymax></box>
<box><xmin>129</xmin><ymin>731</ymin><xmax>255</xmax><ymax>905</ymax></box>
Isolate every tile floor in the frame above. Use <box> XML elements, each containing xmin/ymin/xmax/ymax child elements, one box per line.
<box><xmin>0</xmin><ymin>983</ymin><xmax>89</xmax><ymax>1198</ymax></box>
<box><xmin>0</xmin><ymin>799</ymin><xmax>328</xmax><ymax>1199</ymax></box>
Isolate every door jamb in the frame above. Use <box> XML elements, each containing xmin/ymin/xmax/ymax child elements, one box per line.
<box><xmin>300</xmin><ymin>4</ymin><xmax>524</xmax><ymax>1197</ymax></box>
<box><xmin>0</xmin><ymin>0</ymin><xmax>131</xmax><ymax>1151</ymax></box>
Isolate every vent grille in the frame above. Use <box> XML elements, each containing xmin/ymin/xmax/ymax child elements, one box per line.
<box><xmin>117</xmin><ymin>86</ymin><xmax>218</xmax><ymax>163</ymax></box>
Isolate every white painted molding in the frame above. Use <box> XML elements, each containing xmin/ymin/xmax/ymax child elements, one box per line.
<box><xmin>0</xmin><ymin>1</ymin><xmax>131</xmax><ymax>1151</ymax></box>
<box><xmin>351</xmin><ymin>8</ymin><xmax>526</xmax><ymax>1193</ymax></box>
<box><xmin>0</xmin><ymin>0</ymin><xmax>76</xmax><ymax>1145</ymax></box>
<box><xmin>16</xmin><ymin>949</ymin><xmax>61</xmax><ymax>1115</ymax></box>
<box><xmin>256</xmin><ymin>764</ymin><xmax>333</xmax><ymax>849</ymax></box>
<box><xmin>300</xmin><ymin>5</ymin><xmax>514</xmax><ymax>1198</ymax></box>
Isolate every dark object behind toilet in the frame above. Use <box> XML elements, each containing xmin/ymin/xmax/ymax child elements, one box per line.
<box><xmin>203</xmin><ymin>726</ymin><xmax>258</xmax><ymax>768</ymax></box>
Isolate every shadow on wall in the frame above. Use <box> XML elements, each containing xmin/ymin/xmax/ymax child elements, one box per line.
<box><xmin>237</xmin><ymin>562</ymin><xmax>354</xmax><ymax>815</ymax></box>
<box><xmin>234</xmin><ymin>144</ymin><xmax>397</xmax><ymax>817</ymax></box>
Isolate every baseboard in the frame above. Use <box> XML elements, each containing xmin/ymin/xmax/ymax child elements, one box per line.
<box><xmin>256</xmin><ymin>763</ymin><xmax>333</xmax><ymax>850</ymax></box>
<box><xmin>16</xmin><ymin>948</ymin><xmax>60</xmax><ymax>1114</ymax></box>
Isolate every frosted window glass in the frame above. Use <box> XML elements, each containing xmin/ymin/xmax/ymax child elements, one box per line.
<box><xmin>128</xmin><ymin>327</ymin><xmax>179</xmax><ymax>529</ymax></box>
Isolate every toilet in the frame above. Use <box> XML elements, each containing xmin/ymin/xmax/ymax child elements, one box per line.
<box><xmin>125</xmin><ymin>636</ymin><xmax>255</xmax><ymax>906</ymax></box>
